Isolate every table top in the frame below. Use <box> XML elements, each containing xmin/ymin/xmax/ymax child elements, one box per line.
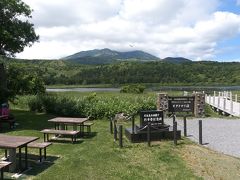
<box><xmin>48</xmin><ymin>117</ymin><xmax>89</xmax><ymax>124</ymax></box>
<box><xmin>0</xmin><ymin>134</ymin><xmax>39</xmax><ymax>149</ymax></box>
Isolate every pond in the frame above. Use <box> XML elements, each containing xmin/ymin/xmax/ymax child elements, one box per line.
<box><xmin>46</xmin><ymin>88</ymin><xmax>121</xmax><ymax>92</ymax></box>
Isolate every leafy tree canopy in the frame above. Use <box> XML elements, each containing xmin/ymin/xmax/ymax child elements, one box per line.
<box><xmin>0</xmin><ymin>0</ymin><xmax>39</xmax><ymax>57</ymax></box>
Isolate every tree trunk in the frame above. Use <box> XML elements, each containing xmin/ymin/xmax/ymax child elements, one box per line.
<box><xmin>0</xmin><ymin>63</ymin><xmax>7</xmax><ymax>104</ymax></box>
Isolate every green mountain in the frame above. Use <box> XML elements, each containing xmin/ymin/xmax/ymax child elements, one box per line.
<box><xmin>63</xmin><ymin>48</ymin><xmax>160</xmax><ymax>64</ymax></box>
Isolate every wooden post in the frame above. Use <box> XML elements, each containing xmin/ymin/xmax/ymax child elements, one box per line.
<box><xmin>173</xmin><ymin>121</ymin><xmax>177</xmax><ymax>146</ymax></box>
<box><xmin>183</xmin><ymin>116</ymin><xmax>187</xmax><ymax>137</ymax></box>
<box><xmin>172</xmin><ymin>113</ymin><xmax>176</xmax><ymax>125</ymax></box>
<box><xmin>199</xmin><ymin>120</ymin><xmax>202</xmax><ymax>145</ymax></box>
<box><xmin>110</xmin><ymin>118</ymin><xmax>113</xmax><ymax>134</ymax></box>
<box><xmin>235</xmin><ymin>94</ymin><xmax>238</xmax><ymax>102</ymax></box>
<box><xmin>147</xmin><ymin>122</ymin><xmax>151</xmax><ymax>147</ymax></box>
<box><xmin>132</xmin><ymin>115</ymin><xmax>135</xmax><ymax>134</ymax></box>
<box><xmin>114</xmin><ymin>121</ymin><xmax>117</xmax><ymax>141</ymax></box>
<box><xmin>119</xmin><ymin>125</ymin><xmax>123</xmax><ymax>148</ymax></box>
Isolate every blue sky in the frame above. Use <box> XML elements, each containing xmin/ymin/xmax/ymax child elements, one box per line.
<box><xmin>18</xmin><ymin>0</ymin><xmax>240</xmax><ymax>62</ymax></box>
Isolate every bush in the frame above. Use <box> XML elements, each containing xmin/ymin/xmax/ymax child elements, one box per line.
<box><xmin>120</xmin><ymin>84</ymin><xmax>145</xmax><ymax>94</ymax></box>
<box><xmin>26</xmin><ymin>93</ymin><xmax>156</xmax><ymax>119</ymax></box>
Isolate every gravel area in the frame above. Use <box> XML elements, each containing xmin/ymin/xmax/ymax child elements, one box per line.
<box><xmin>165</xmin><ymin>117</ymin><xmax>240</xmax><ymax>157</ymax></box>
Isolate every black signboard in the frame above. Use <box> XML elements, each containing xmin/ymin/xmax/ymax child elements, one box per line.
<box><xmin>168</xmin><ymin>96</ymin><xmax>194</xmax><ymax>113</ymax></box>
<box><xmin>140</xmin><ymin>110</ymin><xmax>164</xmax><ymax>127</ymax></box>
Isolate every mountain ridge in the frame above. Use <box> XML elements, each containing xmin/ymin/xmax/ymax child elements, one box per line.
<box><xmin>63</xmin><ymin>48</ymin><xmax>192</xmax><ymax>64</ymax></box>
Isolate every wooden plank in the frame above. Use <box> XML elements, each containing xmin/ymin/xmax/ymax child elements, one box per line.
<box><xmin>0</xmin><ymin>135</ymin><xmax>39</xmax><ymax>149</ymax></box>
<box><xmin>0</xmin><ymin>161</ymin><xmax>12</xmax><ymax>169</ymax></box>
<box><xmin>40</xmin><ymin>129</ymin><xmax>80</xmax><ymax>135</ymax></box>
<box><xmin>28</xmin><ymin>142</ymin><xmax>52</xmax><ymax>149</ymax></box>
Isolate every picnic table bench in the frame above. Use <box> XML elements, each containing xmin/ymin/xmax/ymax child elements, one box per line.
<box><xmin>0</xmin><ymin>161</ymin><xmax>11</xmax><ymax>180</ymax></box>
<box><xmin>40</xmin><ymin>129</ymin><xmax>80</xmax><ymax>143</ymax></box>
<box><xmin>82</xmin><ymin>122</ymin><xmax>94</xmax><ymax>135</ymax></box>
<box><xmin>0</xmin><ymin>115</ymin><xmax>15</xmax><ymax>129</ymax></box>
<box><xmin>28</xmin><ymin>142</ymin><xmax>52</xmax><ymax>162</ymax></box>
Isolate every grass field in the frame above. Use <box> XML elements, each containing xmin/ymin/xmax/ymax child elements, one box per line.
<box><xmin>4</xmin><ymin>90</ymin><xmax>240</xmax><ymax>179</ymax></box>
<box><xmin>2</xmin><ymin>110</ymin><xmax>201</xmax><ymax>180</ymax></box>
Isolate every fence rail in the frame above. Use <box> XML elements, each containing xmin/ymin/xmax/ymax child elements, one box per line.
<box><xmin>205</xmin><ymin>91</ymin><xmax>240</xmax><ymax>117</ymax></box>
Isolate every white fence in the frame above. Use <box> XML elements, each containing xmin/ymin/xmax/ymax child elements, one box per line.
<box><xmin>205</xmin><ymin>91</ymin><xmax>240</xmax><ymax>117</ymax></box>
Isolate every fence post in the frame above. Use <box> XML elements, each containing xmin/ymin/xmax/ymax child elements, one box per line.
<box><xmin>218</xmin><ymin>92</ymin><xmax>220</xmax><ymax>108</ymax></box>
<box><xmin>183</xmin><ymin>116</ymin><xmax>187</xmax><ymax>137</ymax></box>
<box><xmin>114</xmin><ymin>121</ymin><xmax>117</xmax><ymax>141</ymax></box>
<box><xmin>199</xmin><ymin>120</ymin><xmax>202</xmax><ymax>145</ymax></box>
<box><xmin>132</xmin><ymin>115</ymin><xmax>135</xmax><ymax>134</ymax></box>
<box><xmin>147</xmin><ymin>123</ymin><xmax>151</xmax><ymax>147</ymax></box>
<box><xmin>213</xmin><ymin>91</ymin><xmax>216</xmax><ymax>105</ymax></box>
<box><xmin>172</xmin><ymin>113</ymin><xmax>176</xmax><ymax>125</ymax></box>
<box><xmin>119</xmin><ymin>125</ymin><xmax>123</xmax><ymax>148</ymax></box>
<box><xmin>110</xmin><ymin>118</ymin><xmax>113</xmax><ymax>134</ymax></box>
<box><xmin>173</xmin><ymin>121</ymin><xmax>177</xmax><ymax>146</ymax></box>
<box><xmin>223</xmin><ymin>98</ymin><xmax>226</xmax><ymax>110</ymax></box>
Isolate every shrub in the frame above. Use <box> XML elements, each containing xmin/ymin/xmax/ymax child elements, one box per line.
<box><xmin>25</xmin><ymin>93</ymin><xmax>156</xmax><ymax>119</ymax></box>
<box><xmin>120</xmin><ymin>84</ymin><xmax>145</xmax><ymax>94</ymax></box>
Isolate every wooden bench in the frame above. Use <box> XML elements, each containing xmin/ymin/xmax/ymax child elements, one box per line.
<box><xmin>0</xmin><ymin>115</ymin><xmax>15</xmax><ymax>129</ymax></box>
<box><xmin>40</xmin><ymin>129</ymin><xmax>80</xmax><ymax>143</ymax></box>
<box><xmin>0</xmin><ymin>161</ymin><xmax>11</xmax><ymax>180</ymax></box>
<box><xmin>28</xmin><ymin>142</ymin><xmax>52</xmax><ymax>162</ymax></box>
<box><xmin>82</xmin><ymin>122</ymin><xmax>94</xmax><ymax>135</ymax></box>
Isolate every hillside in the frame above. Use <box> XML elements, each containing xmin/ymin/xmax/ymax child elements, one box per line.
<box><xmin>162</xmin><ymin>57</ymin><xmax>192</xmax><ymax>63</ymax></box>
<box><xmin>63</xmin><ymin>48</ymin><xmax>160</xmax><ymax>64</ymax></box>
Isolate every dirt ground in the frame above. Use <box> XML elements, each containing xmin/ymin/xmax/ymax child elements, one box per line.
<box><xmin>180</xmin><ymin>144</ymin><xmax>240</xmax><ymax>180</ymax></box>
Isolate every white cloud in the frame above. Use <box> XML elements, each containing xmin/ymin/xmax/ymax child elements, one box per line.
<box><xmin>17</xmin><ymin>0</ymin><xmax>240</xmax><ymax>61</ymax></box>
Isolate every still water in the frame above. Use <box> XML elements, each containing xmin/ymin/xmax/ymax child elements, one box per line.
<box><xmin>46</xmin><ymin>88</ymin><xmax>120</xmax><ymax>92</ymax></box>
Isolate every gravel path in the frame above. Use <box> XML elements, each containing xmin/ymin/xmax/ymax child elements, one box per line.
<box><xmin>165</xmin><ymin>118</ymin><xmax>240</xmax><ymax>157</ymax></box>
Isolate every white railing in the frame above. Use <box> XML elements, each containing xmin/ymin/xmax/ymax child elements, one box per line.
<box><xmin>205</xmin><ymin>91</ymin><xmax>240</xmax><ymax>117</ymax></box>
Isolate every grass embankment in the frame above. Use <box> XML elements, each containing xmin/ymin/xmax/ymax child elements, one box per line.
<box><xmin>2</xmin><ymin>110</ymin><xmax>200</xmax><ymax>179</ymax></box>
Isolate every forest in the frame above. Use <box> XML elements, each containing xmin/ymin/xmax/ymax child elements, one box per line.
<box><xmin>1</xmin><ymin>57</ymin><xmax>240</xmax><ymax>86</ymax></box>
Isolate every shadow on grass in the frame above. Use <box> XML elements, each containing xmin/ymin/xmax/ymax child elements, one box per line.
<box><xmin>24</xmin><ymin>154</ymin><xmax>59</xmax><ymax>176</ymax></box>
<box><xmin>47</xmin><ymin>139</ymin><xmax>84</xmax><ymax>144</ymax></box>
<box><xmin>7</xmin><ymin>109</ymin><xmax>55</xmax><ymax>132</ymax></box>
<box><xmin>4</xmin><ymin>155</ymin><xmax>59</xmax><ymax>179</ymax></box>
<box><xmin>82</xmin><ymin>132</ymin><xmax>98</xmax><ymax>139</ymax></box>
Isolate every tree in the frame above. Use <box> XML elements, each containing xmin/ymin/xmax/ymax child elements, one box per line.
<box><xmin>0</xmin><ymin>0</ymin><xmax>39</xmax><ymax>57</ymax></box>
<box><xmin>6</xmin><ymin>63</ymin><xmax>45</xmax><ymax>102</ymax></box>
<box><xmin>0</xmin><ymin>63</ymin><xmax>8</xmax><ymax>104</ymax></box>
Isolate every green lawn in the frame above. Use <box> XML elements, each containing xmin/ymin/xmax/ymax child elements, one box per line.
<box><xmin>2</xmin><ymin>110</ymin><xmax>201</xmax><ymax>180</ymax></box>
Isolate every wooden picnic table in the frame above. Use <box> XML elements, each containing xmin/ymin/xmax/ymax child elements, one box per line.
<box><xmin>48</xmin><ymin>117</ymin><xmax>89</xmax><ymax>133</ymax></box>
<box><xmin>0</xmin><ymin>134</ymin><xmax>39</xmax><ymax>172</ymax></box>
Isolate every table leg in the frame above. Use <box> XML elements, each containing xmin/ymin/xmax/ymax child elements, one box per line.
<box><xmin>19</xmin><ymin>148</ymin><xmax>22</xmax><ymax>171</ymax></box>
<box><xmin>4</xmin><ymin>149</ymin><xmax>7</xmax><ymax>159</ymax></box>
<box><xmin>8</xmin><ymin>149</ymin><xmax>16</xmax><ymax>172</ymax></box>
<box><xmin>1</xmin><ymin>169</ymin><xmax>3</xmax><ymax>180</ymax></box>
<box><xmin>25</xmin><ymin>146</ymin><xmax>28</xmax><ymax>170</ymax></box>
<box><xmin>39</xmin><ymin>148</ymin><xmax>42</xmax><ymax>162</ymax></box>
